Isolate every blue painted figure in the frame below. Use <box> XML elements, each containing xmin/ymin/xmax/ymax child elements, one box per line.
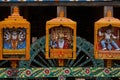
<box><xmin>3</xmin><ymin>30</ymin><xmax>12</xmax><ymax>49</ymax></box>
<box><xmin>17</xmin><ymin>29</ymin><xmax>26</xmax><ymax>49</ymax></box>
<box><xmin>3</xmin><ymin>28</ymin><xmax>26</xmax><ymax>49</ymax></box>
<box><xmin>50</xmin><ymin>39</ymin><xmax>57</xmax><ymax>48</ymax></box>
<box><xmin>99</xmin><ymin>29</ymin><xmax>120</xmax><ymax>50</ymax></box>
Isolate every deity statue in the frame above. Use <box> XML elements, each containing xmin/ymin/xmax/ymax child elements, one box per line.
<box><xmin>99</xmin><ymin>28</ymin><xmax>120</xmax><ymax>50</ymax></box>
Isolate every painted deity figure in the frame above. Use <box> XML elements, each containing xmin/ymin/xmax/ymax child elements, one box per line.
<box><xmin>99</xmin><ymin>28</ymin><xmax>120</xmax><ymax>50</ymax></box>
<box><xmin>50</xmin><ymin>27</ymin><xmax>73</xmax><ymax>49</ymax></box>
<box><xmin>57</xmin><ymin>34</ymin><xmax>69</xmax><ymax>49</ymax></box>
<box><xmin>3</xmin><ymin>29</ymin><xmax>26</xmax><ymax>49</ymax></box>
<box><xmin>11</xmin><ymin>31</ymin><xmax>19</xmax><ymax>49</ymax></box>
<box><xmin>4</xmin><ymin>30</ymin><xmax>12</xmax><ymax>49</ymax></box>
<box><xmin>50</xmin><ymin>34</ymin><xmax>69</xmax><ymax>49</ymax></box>
<box><xmin>17</xmin><ymin>29</ymin><xmax>26</xmax><ymax>49</ymax></box>
<box><xmin>50</xmin><ymin>38</ymin><xmax>57</xmax><ymax>48</ymax></box>
<box><xmin>50</xmin><ymin>31</ymin><xmax>58</xmax><ymax>49</ymax></box>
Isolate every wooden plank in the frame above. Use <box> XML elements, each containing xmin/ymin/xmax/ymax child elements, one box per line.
<box><xmin>0</xmin><ymin>1</ymin><xmax>120</xmax><ymax>7</ymax></box>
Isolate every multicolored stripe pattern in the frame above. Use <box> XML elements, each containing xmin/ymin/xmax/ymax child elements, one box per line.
<box><xmin>0</xmin><ymin>0</ymin><xmax>110</xmax><ymax>2</ymax></box>
<box><xmin>0</xmin><ymin>67</ymin><xmax>120</xmax><ymax>78</ymax></box>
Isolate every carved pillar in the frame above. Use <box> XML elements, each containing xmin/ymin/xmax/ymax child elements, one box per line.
<box><xmin>104</xmin><ymin>3</ymin><xmax>113</xmax><ymax>68</ymax></box>
<box><xmin>57</xmin><ymin>6</ymin><xmax>67</xmax><ymax>17</ymax></box>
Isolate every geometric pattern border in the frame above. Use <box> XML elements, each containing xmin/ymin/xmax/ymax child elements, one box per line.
<box><xmin>0</xmin><ymin>67</ymin><xmax>120</xmax><ymax>78</ymax></box>
<box><xmin>0</xmin><ymin>0</ymin><xmax>107</xmax><ymax>2</ymax></box>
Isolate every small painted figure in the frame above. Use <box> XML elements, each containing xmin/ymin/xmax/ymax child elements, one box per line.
<box><xmin>3</xmin><ymin>30</ymin><xmax>12</xmax><ymax>49</ymax></box>
<box><xmin>11</xmin><ymin>31</ymin><xmax>18</xmax><ymax>49</ymax></box>
<box><xmin>17</xmin><ymin>29</ymin><xmax>26</xmax><ymax>49</ymax></box>
<box><xmin>3</xmin><ymin>28</ymin><xmax>26</xmax><ymax>49</ymax></box>
<box><xmin>58</xmin><ymin>37</ymin><xmax>65</xmax><ymax>49</ymax></box>
<box><xmin>57</xmin><ymin>35</ymin><xmax>69</xmax><ymax>49</ymax></box>
<box><xmin>50</xmin><ymin>38</ymin><xmax>57</xmax><ymax>48</ymax></box>
<box><xmin>99</xmin><ymin>28</ymin><xmax>120</xmax><ymax>50</ymax></box>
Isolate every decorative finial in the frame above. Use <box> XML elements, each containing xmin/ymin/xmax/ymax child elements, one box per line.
<box><xmin>59</xmin><ymin>11</ymin><xmax>64</xmax><ymax>17</ymax></box>
<box><xmin>106</xmin><ymin>10</ymin><xmax>112</xmax><ymax>17</ymax></box>
<box><xmin>12</xmin><ymin>6</ymin><xmax>19</xmax><ymax>16</ymax></box>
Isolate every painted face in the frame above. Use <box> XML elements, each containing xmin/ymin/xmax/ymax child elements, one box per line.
<box><xmin>12</xmin><ymin>31</ymin><xmax>18</xmax><ymax>40</ymax></box>
<box><xmin>106</xmin><ymin>29</ymin><xmax>111</xmax><ymax>34</ymax></box>
<box><xmin>59</xmin><ymin>38</ymin><xmax>64</xmax><ymax>42</ymax></box>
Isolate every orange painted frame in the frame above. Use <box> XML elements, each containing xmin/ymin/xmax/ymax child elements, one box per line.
<box><xmin>94</xmin><ymin>16</ymin><xmax>120</xmax><ymax>59</ymax></box>
<box><xmin>0</xmin><ymin>7</ymin><xmax>30</xmax><ymax>60</ymax></box>
<box><xmin>46</xmin><ymin>16</ymin><xmax>76</xmax><ymax>59</ymax></box>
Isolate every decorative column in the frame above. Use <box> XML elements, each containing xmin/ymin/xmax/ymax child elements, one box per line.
<box><xmin>104</xmin><ymin>6</ymin><xmax>113</xmax><ymax>17</ymax></box>
<box><xmin>104</xmin><ymin>5</ymin><xmax>113</xmax><ymax>68</ymax></box>
<box><xmin>57</xmin><ymin>6</ymin><xmax>67</xmax><ymax>17</ymax></box>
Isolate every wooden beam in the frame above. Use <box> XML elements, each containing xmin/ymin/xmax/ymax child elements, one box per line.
<box><xmin>0</xmin><ymin>1</ymin><xmax>120</xmax><ymax>7</ymax></box>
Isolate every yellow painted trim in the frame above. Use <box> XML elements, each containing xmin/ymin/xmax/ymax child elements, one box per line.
<box><xmin>0</xmin><ymin>7</ymin><xmax>30</xmax><ymax>60</ymax></box>
<box><xmin>46</xmin><ymin>17</ymin><xmax>76</xmax><ymax>60</ymax></box>
<box><xmin>94</xmin><ymin>17</ymin><xmax>120</xmax><ymax>59</ymax></box>
<box><xmin>3</xmin><ymin>49</ymin><xmax>25</xmax><ymax>55</ymax></box>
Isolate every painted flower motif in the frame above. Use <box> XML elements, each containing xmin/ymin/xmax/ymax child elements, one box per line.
<box><xmin>64</xmin><ymin>68</ymin><xmax>70</xmax><ymax>75</ymax></box>
<box><xmin>6</xmin><ymin>69</ymin><xmax>12</xmax><ymax>76</ymax></box>
<box><xmin>44</xmin><ymin>68</ymin><xmax>50</xmax><ymax>75</ymax></box>
<box><xmin>26</xmin><ymin>69</ymin><xmax>31</xmax><ymax>76</ymax></box>
<box><xmin>104</xmin><ymin>68</ymin><xmax>110</xmax><ymax>74</ymax></box>
<box><xmin>85</xmin><ymin>68</ymin><xmax>90</xmax><ymax>74</ymax></box>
